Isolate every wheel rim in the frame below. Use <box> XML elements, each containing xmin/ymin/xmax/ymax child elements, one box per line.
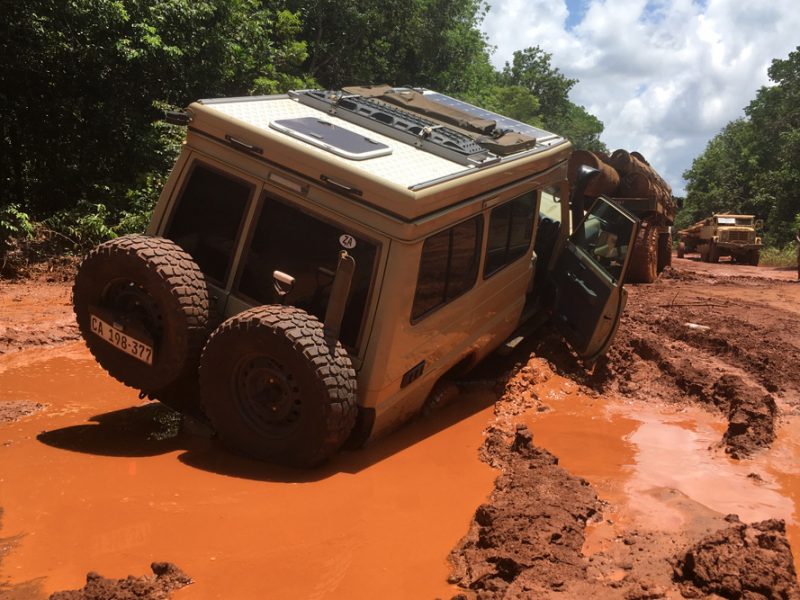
<box><xmin>102</xmin><ymin>279</ymin><xmax>164</xmax><ymax>342</ymax></box>
<box><xmin>233</xmin><ymin>355</ymin><xmax>302</xmax><ymax>435</ymax></box>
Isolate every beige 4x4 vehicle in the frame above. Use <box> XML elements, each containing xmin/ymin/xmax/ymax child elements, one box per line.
<box><xmin>73</xmin><ymin>86</ymin><xmax>640</xmax><ymax>466</ymax></box>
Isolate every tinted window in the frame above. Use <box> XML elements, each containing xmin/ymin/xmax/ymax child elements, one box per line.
<box><xmin>166</xmin><ymin>163</ymin><xmax>251</xmax><ymax>284</ymax></box>
<box><xmin>238</xmin><ymin>194</ymin><xmax>377</xmax><ymax>349</ymax></box>
<box><xmin>484</xmin><ymin>191</ymin><xmax>536</xmax><ymax>277</ymax></box>
<box><xmin>412</xmin><ymin>216</ymin><xmax>482</xmax><ymax>321</ymax></box>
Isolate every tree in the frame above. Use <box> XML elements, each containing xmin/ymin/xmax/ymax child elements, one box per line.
<box><xmin>682</xmin><ymin>46</ymin><xmax>800</xmax><ymax>245</ymax></box>
<box><xmin>501</xmin><ymin>46</ymin><xmax>576</xmax><ymax>123</ymax></box>
<box><xmin>288</xmin><ymin>0</ymin><xmax>495</xmax><ymax>95</ymax></box>
<box><xmin>0</xmin><ymin>0</ymin><xmax>311</xmax><ymax>220</ymax></box>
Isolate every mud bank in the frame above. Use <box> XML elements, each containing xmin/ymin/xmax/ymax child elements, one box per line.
<box><xmin>49</xmin><ymin>563</ymin><xmax>191</xmax><ymax>600</ymax></box>
<box><xmin>673</xmin><ymin>517</ymin><xmax>799</xmax><ymax>599</ymax></box>
<box><xmin>449</xmin><ymin>357</ymin><xmax>800</xmax><ymax>599</ymax></box>
<box><xmin>0</xmin><ymin>279</ymin><xmax>78</xmax><ymax>356</ymax></box>
<box><xmin>448</xmin><ymin>424</ymin><xmax>600</xmax><ymax>597</ymax></box>
<box><xmin>529</xmin><ymin>264</ymin><xmax>800</xmax><ymax>458</ymax></box>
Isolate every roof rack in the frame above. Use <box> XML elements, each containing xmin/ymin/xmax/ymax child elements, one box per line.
<box><xmin>291</xmin><ymin>90</ymin><xmax>500</xmax><ymax>168</ymax></box>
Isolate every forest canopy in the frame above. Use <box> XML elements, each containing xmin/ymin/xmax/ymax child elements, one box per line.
<box><xmin>0</xmin><ymin>0</ymin><xmax>604</xmax><ymax>249</ymax></box>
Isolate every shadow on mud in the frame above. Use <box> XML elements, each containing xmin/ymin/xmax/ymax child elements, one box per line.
<box><xmin>36</xmin><ymin>387</ymin><xmax>498</xmax><ymax>483</ymax></box>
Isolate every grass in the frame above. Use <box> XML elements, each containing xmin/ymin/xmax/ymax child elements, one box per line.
<box><xmin>759</xmin><ymin>245</ymin><xmax>798</xmax><ymax>267</ymax></box>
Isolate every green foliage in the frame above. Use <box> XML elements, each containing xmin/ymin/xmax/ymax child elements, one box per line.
<box><xmin>1</xmin><ymin>0</ymin><xmax>312</xmax><ymax>218</ymax></box>
<box><xmin>2</xmin><ymin>0</ymin><xmax>611</xmax><ymax>251</ymax></box>
<box><xmin>289</xmin><ymin>0</ymin><xmax>495</xmax><ymax>95</ymax></box>
<box><xmin>759</xmin><ymin>245</ymin><xmax>798</xmax><ymax>268</ymax></box>
<box><xmin>480</xmin><ymin>46</ymin><xmax>607</xmax><ymax>151</ymax></box>
<box><xmin>0</xmin><ymin>204</ymin><xmax>34</xmax><ymax>249</ymax></box>
<box><xmin>683</xmin><ymin>46</ymin><xmax>800</xmax><ymax>247</ymax></box>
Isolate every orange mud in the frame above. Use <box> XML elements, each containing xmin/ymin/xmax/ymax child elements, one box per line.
<box><xmin>525</xmin><ymin>373</ymin><xmax>800</xmax><ymax>575</ymax></box>
<box><xmin>0</xmin><ymin>343</ymin><xmax>496</xmax><ymax>599</ymax></box>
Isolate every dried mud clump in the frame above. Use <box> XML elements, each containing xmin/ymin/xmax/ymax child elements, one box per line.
<box><xmin>49</xmin><ymin>562</ymin><xmax>191</xmax><ymax>600</ymax></box>
<box><xmin>448</xmin><ymin>425</ymin><xmax>600</xmax><ymax>599</ymax></box>
<box><xmin>672</xmin><ymin>517</ymin><xmax>799</xmax><ymax>600</ymax></box>
<box><xmin>714</xmin><ymin>375</ymin><xmax>777</xmax><ymax>459</ymax></box>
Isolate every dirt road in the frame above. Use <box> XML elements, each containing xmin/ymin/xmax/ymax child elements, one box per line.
<box><xmin>1</xmin><ymin>257</ymin><xmax>798</xmax><ymax>599</ymax></box>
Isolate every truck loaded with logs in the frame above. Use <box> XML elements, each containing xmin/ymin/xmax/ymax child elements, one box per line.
<box><xmin>568</xmin><ymin>149</ymin><xmax>676</xmax><ymax>283</ymax></box>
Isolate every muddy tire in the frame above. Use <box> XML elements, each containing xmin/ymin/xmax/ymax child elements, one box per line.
<box><xmin>708</xmin><ymin>241</ymin><xmax>720</xmax><ymax>263</ymax></box>
<box><xmin>626</xmin><ymin>221</ymin><xmax>658</xmax><ymax>283</ymax></box>
<box><xmin>657</xmin><ymin>232</ymin><xmax>672</xmax><ymax>273</ymax></box>
<box><xmin>73</xmin><ymin>235</ymin><xmax>210</xmax><ymax>397</ymax></box>
<box><xmin>748</xmin><ymin>249</ymin><xmax>760</xmax><ymax>266</ymax></box>
<box><xmin>677</xmin><ymin>241</ymin><xmax>686</xmax><ymax>259</ymax></box>
<box><xmin>199</xmin><ymin>305</ymin><xmax>357</xmax><ymax>467</ymax></box>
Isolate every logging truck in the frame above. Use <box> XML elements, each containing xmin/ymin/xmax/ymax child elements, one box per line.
<box><xmin>568</xmin><ymin>149</ymin><xmax>676</xmax><ymax>283</ymax></box>
<box><xmin>677</xmin><ymin>214</ymin><xmax>762</xmax><ymax>265</ymax></box>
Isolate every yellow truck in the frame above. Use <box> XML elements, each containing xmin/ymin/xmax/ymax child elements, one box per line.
<box><xmin>677</xmin><ymin>214</ymin><xmax>762</xmax><ymax>265</ymax></box>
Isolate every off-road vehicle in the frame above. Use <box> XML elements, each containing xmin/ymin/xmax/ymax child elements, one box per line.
<box><xmin>73</xmin><ymin>86</ymin><xmax>640</xmax><ymax>466</ymax></box>
<box><xmin>677</xmin><ymin>213</ymin><xmax>762</xmax><ymax>265</ymax></box>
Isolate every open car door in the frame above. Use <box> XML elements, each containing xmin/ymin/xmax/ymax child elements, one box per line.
<box><xmin>551</xmin><ymin>196</ymin><xmax>640</xmax><ymax>364</ymax></box>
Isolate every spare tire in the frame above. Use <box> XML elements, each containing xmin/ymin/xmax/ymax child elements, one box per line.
<box><xmin>199</xmin><ymin>305</ymin><xmax>357</xmax><ymax>467</ymax></box>
<box><xmin>73</xmin><ymin>234</ymin><xmax>210</xmax><ymax>395</ymax></box>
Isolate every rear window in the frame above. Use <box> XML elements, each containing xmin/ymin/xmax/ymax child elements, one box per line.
<box><xmin>484</xmin><ymin>191</ymin><xmax>536</xmax><ymax>277</ymax></box>
<box><xmin>165</xmin><ymin>163</ymin><xmax>252</xmax><ymax>284</ymax></box>
<box><xmin>237</xmin><ymin>193</ymin><xmax>378</xmax><ymax>350</ymax></box>
<box><xmin>412</xmin><ymin>216</ymin><xmax>483</xmax><ymax>321</ymax></box>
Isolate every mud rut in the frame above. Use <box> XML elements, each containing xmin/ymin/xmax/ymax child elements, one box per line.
<box><xmin>1</xmin><ymin>258</ymin><xmax>799</xmax><ymax>599</ymax></box>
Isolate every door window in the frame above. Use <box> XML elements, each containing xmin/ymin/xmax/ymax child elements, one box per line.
<box><xmin>570</xmin><ymin>200</ymin><xmax>635</xmax><ymax>283</ymax></box>
<box><xmin>412</xmin><ymin>216</ymin><xmax>483</xmax><ymax>321</ymax></box>
<box><xmin>237</xmin><ymin>193</ymin><xmax>377</xmax><ymax>350</ymax></box>
<box><xmin>165</xmin><ymin>163</ymin><xmax>252</xmax><ymax>284</ymax></box>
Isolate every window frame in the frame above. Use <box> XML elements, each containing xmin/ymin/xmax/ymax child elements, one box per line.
<box><xmin>482</xmin><ymin>189</ymin><xmax>538</xmax><ymax>279</ymax></box>
<box><xmin>163</xmin><ymin>159</ymin><xmax>256</xmax><ymax>287</ymax></box>
<box><xmin>410</xmin><ymin>214</ymin><xmax>484</xmax><ymax>324</ymax></box>
<box><xmin>232</xmin><ymin>187</ymin><xmax>384</xmax><ymax>354</ymax></box>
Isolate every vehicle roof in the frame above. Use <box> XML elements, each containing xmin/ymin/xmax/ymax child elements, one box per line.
<box><xmin>186</xmin><ymin>89</ymin><xmax>571</xmax><ymax>222</ymax></box>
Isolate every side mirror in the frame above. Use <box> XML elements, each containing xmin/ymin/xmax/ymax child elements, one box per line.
<box><xmin>569</xmin><ymin>166</ymin><xmax>601</xmax><ymax>232</ymax></box>
<box><xmin>273</xmin><ymin>270</ymin><xmax>295</xmax><ymax>303</ymax></box>
<box><xmin>754</xmin><ymin>219</ymin><xmax>764</xmax><ymax>229</ymax></box>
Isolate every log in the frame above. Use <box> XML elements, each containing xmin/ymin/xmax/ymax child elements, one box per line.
<box><xmin>609</xmin><ymin>149</ymin><xmax>673</xmax><ymax>202</ymax></box>
<box><xmin>567</xmin><ymin>150</ymin><xmax>620</xmax><ymax>198</ymax></box>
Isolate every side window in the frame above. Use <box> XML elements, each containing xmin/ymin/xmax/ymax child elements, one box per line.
<box><xmin>484</xmin><ymin>191</ymin><xmax>536</xmax><ymax>277</ymax></box>
<box><xmin>237</xmin><ymin>193</ymin><xmax>377</xmax><ymax>350</ymax></box>
<box><xmin>165</xmin><ymin>163</ymin><xmax>251</xmax><ymax>284</ymax></box>
<box><xmin>412</xmin><ymin>216</ymin><xmax>483</xmax><ymax>321</ymax></box>
<box><xmin>570</xmin><ymin>200</ymin><xmax>634</xmax><ymax>283</ymax></box>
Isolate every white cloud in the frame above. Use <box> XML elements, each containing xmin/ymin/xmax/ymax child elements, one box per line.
<box><xmin>480</xmin><ymin>0</ymin><xmax>800</xmax><ymax>194</ymax></box>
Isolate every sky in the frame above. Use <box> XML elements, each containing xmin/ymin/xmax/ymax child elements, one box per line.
<box><xmin>480</xmin><ymin>0</ymin><xmax>800</xmax><ymax>195</ymax></box>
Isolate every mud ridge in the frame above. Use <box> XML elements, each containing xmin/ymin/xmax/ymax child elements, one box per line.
<box><xmin>448</xmin><ymin>424</ymin><xmax>601</xmax><ymax>598</ymax></box>
<box><xmin>672</xmin><ymin>516</ymin><xmax>799</xmax><ymax>599</ymax></box>
<box><xmin>524</xmin><ymin>266</ymin><xmax>800</xmax><ymax>457</ymax></box>
<box><xmin>49</xmin><ymin>563</ymin><xmax>191</xmax><ymax>600</ymax></box>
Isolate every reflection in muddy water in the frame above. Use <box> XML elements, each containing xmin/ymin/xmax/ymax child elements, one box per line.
<box><xmin>527</xmin><ymin>374</ymin><xmax>800</xmax><ymax>571</ymax></box>
<box><xmin>0</xmin><ymin>343</ymin><xmax>497</xmax><ymax>599</ymax></box>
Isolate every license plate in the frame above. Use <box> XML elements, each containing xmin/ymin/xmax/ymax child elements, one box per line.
<box><xmin>90</xmin><ymin>314</ymin><xmax>153</xmax><ymax>365</ymax></box>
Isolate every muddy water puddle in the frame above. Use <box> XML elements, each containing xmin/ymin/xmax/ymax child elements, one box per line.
<box><xmin>525</xmin><ymin>374</ymin><xmax>800</xmax><ymax>570</ymax></box>
<box><xmin>0</xmin><ymin>343</ymin><xmax>496</xmax><ymax>599</ymax></box>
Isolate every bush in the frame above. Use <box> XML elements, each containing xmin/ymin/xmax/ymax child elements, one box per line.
<box><xmin>759</xmin><ymin>245</ymin><xmax>797</xmax><ymax>268</ymax></box>
<box><xmin>0</xmin><ymin>204</ymin><xmax>34</xmax><ymax>248</ymax></box>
